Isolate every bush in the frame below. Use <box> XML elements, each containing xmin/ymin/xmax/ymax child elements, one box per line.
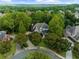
<box><xmin>29</xmin><ymin>32</ymin><xmax>42</xmax><ymax>46</ymax></box>
<box><xmin>73</xmin><ymin>43</ymin><xmax>79</xmax><ymax>59</ymax></box>
<box><xmin>24</xmin><ymin>51</ymin><xmax>51</xmax><ymax>59</ymax></box>
<box><xmin>15</xmin><ymin>33</ymin><xmax>28</xmax><ymax>48</ymax></box>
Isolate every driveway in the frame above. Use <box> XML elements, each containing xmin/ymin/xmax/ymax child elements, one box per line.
<box><xmin>12</xmin><ymin>47</ymin><xmax>64</xmax><ymax>59</ymax></box>
<box><xmin>66</xmin><ymin>50</ymin><xmax>72</xmax><ymax>59</ymax></box>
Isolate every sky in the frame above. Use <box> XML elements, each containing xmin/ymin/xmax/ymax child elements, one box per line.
<box><xmin>0</xmin><ymin>0</ymin><xmax>79</xmax><ymax>4</ymax></box>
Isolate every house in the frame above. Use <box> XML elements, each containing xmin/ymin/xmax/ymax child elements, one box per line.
<box><xmin>0</xmin><ymin>31</ymin><xmax>6</xmax><ymax>40</ymax></box>
<box><xmin>0</xmin><ymin>13</ymin><xmax>5</xmax><ymax>17</ymax></box>
<box><xmin>32</xmin><ymin>23</ymin><xmax>49</xmax><ymax>38</ymax></box>
<box><xmin>0</xmin><ymin>13</ymin><xmax>3</xmax><ymax>16</ymax></box>
<box><xmin>48</xmin><ymin>10</ymin><xmax>53</xmax><ymax>14</ymax></box>
<box><xmin>59</xmin><ymin>10</ymin><xmax>65</xmax><ymax>14</ymax></box>
<box><xmin>65</xmin><ymin>25</ymin><xmax>79</xmax><ymax>42</ymax></box>
<box><xmin>75</xmin><ymin>8</ymin><xmax>79</xmax><ymax>19</ymax></box>
<box><xmin>0</xmin><ymin>31</ymin><xmax>12</xmax><ymax>41</ymax></box>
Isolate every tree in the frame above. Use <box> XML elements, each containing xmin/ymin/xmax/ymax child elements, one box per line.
<box><xmin>14</xmin><ymin>12</ymin><xmax>32</xmax><ymax>32</ymax></box>
<box><xmin>18</xmin><ymin>21</ymin><xmax>26</xmax><ymax>33</ymax></box>
<box><xmin>44</xmin><ymin>33</ymin><xmax>59</xmax><ymax>48</ymax></box>
<box><xmin>29</xmin><ymin>32</ymin><xmax>42</xmax><ymax>46</ymax></box>
<box><xmin>25</xmin><ymin>51</ymin><xmax>51</xmax><ymax>59</ymax></box>
<box><xmin>44</xmin><ymin>33</ymin><xmax>71</xmax><ymax>52</ymax></box>
<box><xmin>65</xmin><ymin>11</ymin><xmax>76</xmax><ymax>27</ymax></box>
<box><xmin>73</xmin><ymin>43</ymin><xmax>79</xmax><ymax>59</ymax></box>
<box><xmin>15</xmin><ymin>33</ymin><xmax>28</xmax><ymax>48</ymax></box>
<box><xmin>31</xmin><ymin>11</ymin><xmax>44</xmax><ymax>23</ymax></box>
<box><xmin>43</xmin><ymin>11</ymin><xmax>52</xmax><ymax>23</ymax></box>
<box><xmin>0</xmin><ymin>13</ymin><xmax>14</xmax><ymax>32</ymax></box>
<box><xmin>49</xmin><ymin>13</ymin><xmax>64</xmax><ymax>37</ymax></box>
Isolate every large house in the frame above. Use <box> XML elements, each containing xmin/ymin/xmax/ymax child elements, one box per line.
<box><xmin>75</xmin><ymin>8</ymin><xmax>79</xmax><ymax>19</ymax></box>
<box><xmin>65</xmin><ymin>25</ymin><xmax>79</xmax><ymax>42</ymax></box>
<box><xmin>32</xmin><ymin>23</ymin><xmax>49</xmax><ymax>38</ymax></box>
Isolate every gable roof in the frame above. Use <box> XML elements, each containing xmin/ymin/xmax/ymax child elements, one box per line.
<box><xmin>33</xmin><ymin>23</ymin><xmax>48</xmax><ymax>30</ymax></box>
<box><xmin>65</xmin><ymin>25</ymin><xmax>79</xmax><ymax>42</ymax></box>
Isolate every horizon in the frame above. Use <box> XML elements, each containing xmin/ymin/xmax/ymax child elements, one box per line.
<box><xmin>0</xmin><ymin>0</ymin><xmax>79</xmax><ymax>4</ymax></box>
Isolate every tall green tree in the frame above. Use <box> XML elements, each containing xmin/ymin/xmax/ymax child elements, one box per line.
<box><xmin>31</xmin><ymin>11</ymin><xmax>44</xmax><ymax>23</ymax></box>
<box><xmin>0</xmin><ymin>13</ymin><xmax>14</xmax><ymax>32</ymax></box>
<box><xmin>65</xmin><ymin>11</ymin><xmax>76</xmax><ymax>27</ymax></box>
<box><xmin>49</xmin><ymin>13</ymin><xmax>64</xmax><ymax>37</ymax></box>
<box><xmin>18</xmin><ymin>21</ymin><xmax>26</xmax><ymax>33</ymax></box>
<box><xmin>14</xmin><ymin>12</ymin><xmax>32</xmax><ymax>32</ymax></box>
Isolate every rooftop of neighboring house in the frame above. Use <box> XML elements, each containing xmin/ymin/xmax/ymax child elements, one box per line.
<box><xmin>0</xmin><ymin>31</ymin><xmax>6</xmax><ymax>40</ymax></box>
<box><xmin>0</xmin><ymin>13</ymin><xmax>5</xmax><ymax>17</ymax></box>
<box><xmin>75</xmin><ymin>8</ymin><xmax>79</xmax><ymax>11</ymax></box>
<box><xmin>65</xmin><ymin>25</ymin><xmax>79</xmax><ymax>42</ymax></box>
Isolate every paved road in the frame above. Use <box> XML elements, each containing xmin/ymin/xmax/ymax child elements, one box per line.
<box><xmin>62</xmin><ymin>37</ymin><xmax>73</xmax><ymax>59</ymax></box>
<box><xmin>12</xmin><ymin>47</ymin><xmax>64</xmax><ymax>59</ymax></box>
<box><xmin>66</xmin><ymin>50</ymin><xmax>72</xmax><ymax>59</ymax></box>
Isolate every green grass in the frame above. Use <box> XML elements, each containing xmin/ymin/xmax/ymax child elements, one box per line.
<box><xmin>39</xmin><ymin>41</ymin><xmax>46</xmax><ymax>47</ymax></box>
<box><xmin>0</xmin><ymin>54</ymin><xmax>5</xmax><ymax>59</ymax></box>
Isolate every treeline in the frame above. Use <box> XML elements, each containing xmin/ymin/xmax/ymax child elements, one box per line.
<box><xmin>0</xmin><ymin>4</ymin><xmax>79</xmax><ymax>13</ymax></box>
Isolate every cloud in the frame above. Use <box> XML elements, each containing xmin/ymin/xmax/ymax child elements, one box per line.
<box><xmin>36</xmin><ymin>0</ymin><xmax>77</xmax><ymax>4</ymax></box>
<box><xmin>0</xmin><ymin>0</ymin><xmax>12</xmax><ymax>2</ymax></box>
<box><xmin>0</xmin><ymin>0</ymin><xmax>78</xmax><ymax>4</ymax></box>
<box><xmin>36</xmin><ymin>0</ymin><xmax>60</xmax><ymax>4</ymax></box>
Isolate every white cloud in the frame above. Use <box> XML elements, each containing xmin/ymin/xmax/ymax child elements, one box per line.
<box><xmin>36</xmin><ymin>0</ymin><xmax>77</xmax><ymax>4</ymax></box>
<box><xmin>36</xmin><ymin>0</ymin><xmax>60</xmax><ymax>4</ymax></box>
<box><xmin>0</xmin><ymin>0</ymin><xmax>12</xmax><ymax>3</ymax></box>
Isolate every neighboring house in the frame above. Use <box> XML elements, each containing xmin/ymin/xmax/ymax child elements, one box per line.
<box><xmin>0</xmin><ymin>31</ymin><xmax>6</xmax><ymax>40</ymax></box>
<box><xmin>65</xmin><ymin>25</ymin><xmax>79</xmax><ymax>42</ymax></box>
<box><xmin>33</xmin><ymin>23</ymin><xmax>49</xmax><ymax>38</ymax></box>
<box><xmin>0</xmin><ymin>13</ymin><xmax>3</xmax><ymax>16</ymax></box>
<box><xmin>75</xmin><ymin>8</ymin><xmax>79</xmax><ymax>19</ymax></box>
<box><xmin>0</xmin><ymin>31</ymin><xmax>11</xmax><ymax>41</ymax></box>
<box><xmin>0</xmin><ymin>13</ymin><xmax>5</xmax><ymax>17</ymax></box>
<box><xmin>59</xmin><ymin>10</ymin><xmax>65</xmax><ymax>14</ymax></box>
<box><xmin>48</xmin><ymin>10</ymin><xmax>53</xmax><ymax>14</ymax></box>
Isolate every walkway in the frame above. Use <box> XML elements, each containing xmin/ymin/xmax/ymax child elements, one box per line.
<box><xmin>26</xmin><ymin>40</ymin><xmax>35</xmax><ymax>47</ymax></box>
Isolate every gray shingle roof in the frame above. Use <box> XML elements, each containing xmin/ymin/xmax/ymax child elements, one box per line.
<box><xmin>33</xmin><ymin>23</ymin><xmax>48</xmax><ymax>34</ymax></box>
<box><xmin>33</xmin><ymin>23</ymin><xmax>48</xmax><ymax>30</ymax></box>
<box><xmin>0</xmin><ymin>31</ymin><xmax>6</xmax><ymax>40</ymax></box>
<box><xmin>65</xmin><ymin>25</ymin><xmax>79</xmax><ymax>42</ymax></box>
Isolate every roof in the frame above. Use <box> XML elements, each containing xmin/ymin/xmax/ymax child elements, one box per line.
<box><xmin>33</xmin><ymin>23</ymin><xmax>48</xmax><ymax>30</ymax></box>
<box><xmin>75</xmin><ymin>8</ymin><xmax>79</xmax><ymax>10</ymax></box>
<box><xmin>66</xmin><ymin>25</ymin><xmax>75</xmax><ymax>35</ymax></box>
<box><xmin>0</xmin><ymin>31</ymin><xmax>6</xmax><ymax>39</ymax></box>
<box><xmin>65</xmin><ymin>25</ymin><xmax>79</xmax><ymax>42</ymax></box>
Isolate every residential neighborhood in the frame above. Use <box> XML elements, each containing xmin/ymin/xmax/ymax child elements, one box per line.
<box><xmin>0</xmin><ymin>0</ymin><xmax>79</xmax><ymax>59</ymax></box>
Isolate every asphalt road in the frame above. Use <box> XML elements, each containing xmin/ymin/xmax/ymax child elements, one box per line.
<box><xmin>12</xmin><ymin>47</ymin><xmax>62</xmax><ymax>59</ymax></box>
